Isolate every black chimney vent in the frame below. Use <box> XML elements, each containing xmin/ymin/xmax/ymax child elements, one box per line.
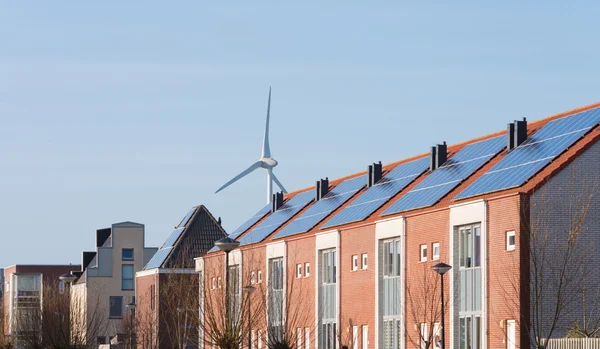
<box><xmin>316</xmin><ymin>178</ymin><xmax>329</xmax><ymax>201</ymax></box>
<box><xmin>271</xmin><ymin>192</ymin><xmax>284</xmax><ymax>212</ymax></box>
<box><xmin>507</xmin><ymin>122</ymin><xmax>516</xmax><ymax>151</ymax></box>
<box><xmin>367</xmin><ymin>162</ymin><xmax>383</xmax><ymax>187</ymax></box>
<box><xmin>514</xmin><ymin>117</ymin><xmax>527</xmax><ymax>148</ymax></box>
<box><xmin>430</xmin><ymin>142</ymin><xmax>447</xmax><ymax>171</ymax></box>
<box><xmin>217</xmin><ymin>217</ymin><xmax>222</xmax><ymax>226</ymax></box>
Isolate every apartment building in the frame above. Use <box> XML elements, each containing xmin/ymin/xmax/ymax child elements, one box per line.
<box><xmin>71</xmin><ymin>221</ymin><xmax>157</xmax><ymax>345</ymax></box>
<box><xmin>2</xmin><ymin>264</ymin><xmax>80</xmax><ymax>339</ymax></box>
<box><xmin>198</xmin><ymin>102</ymin><xmax>600</xmax><ymax>349</ymax></box>
<box><xmin>136</xmin><ymin>205</ymin><xmax>226</xmax><ymax>349</ymax></box>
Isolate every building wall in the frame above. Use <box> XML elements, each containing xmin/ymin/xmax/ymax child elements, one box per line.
<box><xmin>531</xmin><ymin>140</ymin><xmax>600</xmax><ymax>339</ymax></box>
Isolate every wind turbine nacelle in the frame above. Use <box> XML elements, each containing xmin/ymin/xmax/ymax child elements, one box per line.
<box><xmin>261</xmin><ymin>158</ymin><xmax>278</xmax><ymax>168</ymax></box>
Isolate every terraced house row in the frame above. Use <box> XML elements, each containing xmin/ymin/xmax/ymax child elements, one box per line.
<box><xmin>196</xmin><ymin>102</ymin><xmax>600</xmax><ymax>349</ymax></box>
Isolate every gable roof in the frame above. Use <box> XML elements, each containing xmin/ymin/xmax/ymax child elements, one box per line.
<box><xmin>215</xmin><ymin>102</ymin><xmax>600</xmax><ymax>250</ymax></box>
<box><xmin>145</xmin><ymin>205</ymin><xmax>227</xmax><ymax>269</ymax></box>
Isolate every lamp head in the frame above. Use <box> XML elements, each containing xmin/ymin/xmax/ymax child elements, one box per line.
<box><xmin>432</xmin><ymin>262</ymin><xmax>452</xmax><ymax>275</ymax></box>
<box><xmin>214</xmin><ymin>236</ymin><xmax>241</xmax><ymax>253</ymax></box>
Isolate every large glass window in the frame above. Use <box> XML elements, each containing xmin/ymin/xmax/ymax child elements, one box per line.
<box><xmin>457</xmin><ymin>224</ymin><xmax>482</xmax><ymax>349</ymax></box>
<box><xmin>122</xmin><ymin>264</ymin><xmax>134</xmax><ymax>290</ymax></box>
<box><xmin>11</xmin><ymin>273</ymin><xmax>42</xmax><ymax>335</ymax></box>
<box><xmin>381</xmin><ymin>238</ymin><xmax>402</xmax><ymax>349</ymax></box>
<box><xmin>319</xmin><ymin>249</ymin><xmax>337</xmax><ymax>349</ymax></box>
<box><xmin>269</xmin><ymin>258</ymin><xmax>284</xmax><ymax>341</ymax></box>
<box><xmin>109</xmin><ymin>296</ymin><xmax>123</xmax><ymax>318</ymax></box>
<box><xmin>228</xmin><ymin>265</ymin><xmax>240</xmax><ymax>322</ymax></box>
<box><xmin>122</xmin><ymin>248</ymin><xmax>134</xmax><ymax>261</ymax></box>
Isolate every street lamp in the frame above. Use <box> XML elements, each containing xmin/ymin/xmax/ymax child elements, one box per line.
<box><xmin>214</xmin><ymin>237</ymin><xmax>240</xmax><ymax>329</ymax></box>
<box><xmin>126</xmin><ymin>301</ymin><xmax>136</xmax><ymax>349</ymax></box>
<box><xmin>59</xmin><ymin>273</ymin><xmax>77</xmax><ymax>284</ymax></box>
<box><xmin>432</xmin><ymin>263</ymin><xmax>452</xmax><ymax>349</ymax></box>
<box><xmin>243</xmin><ymin>285</ymin><xmax>256</xmax><ymax>349</ymax></box>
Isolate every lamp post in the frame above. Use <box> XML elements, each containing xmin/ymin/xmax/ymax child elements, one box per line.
<box><xmin>214</xmin><ymin>237</ymin><xmax>240</xmax><ymax>330</ymax></box>
<box><xmin>243</xmin><ymin>285</ymin><xmax>256</xmax><ymax>349</ymax></box>
<box><xmin>126</xmin><ymin>301</ymin><xmax>136</xmax><ymax>349</ymax></box>
<box><xmin>432</xmin><ymin>263</ymin><xmax>452</xmax><ymax>349</ymax></box>
<box><xmin>59</xmin><ymin>272</ymin><xmax>77</xmax><ymax>342</ymax></box>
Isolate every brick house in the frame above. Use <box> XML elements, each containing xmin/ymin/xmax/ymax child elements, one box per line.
<box><xmin>2</xmin><ymin>264</ymin><xmax>80</xmax><ymax>340</ymax></box>
<box><xmin>197</xmin><ymin>102</ymin><xmax>600</xmax><ymax>349</ymax></box>
<box><xmin>136</xmin><ymin>205</ymin><xmax>226</xmax><ymax>349</ymax></box>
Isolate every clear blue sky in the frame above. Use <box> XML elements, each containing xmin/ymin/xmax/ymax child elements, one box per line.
<box><xmin>1</xmin><ymin>1</ymin><xmax>599</xmax><ymax>267</ymax></box>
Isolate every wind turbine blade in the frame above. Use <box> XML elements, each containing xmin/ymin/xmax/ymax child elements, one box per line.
<box><xmin>215</xmin><ymin>161</ymin><xmax>263</xmax><ymax>194</ymax></box>
<box><xmin>269</xmin><ymin>168</ymin><xmax>288</xmax><ymax>193</ymax></box>
<box><xmin>261</xmin><ymin>87</ymin><xmax>272</xmax><ymax>158</ymax></box>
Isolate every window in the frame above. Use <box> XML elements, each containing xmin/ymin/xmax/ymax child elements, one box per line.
<box><xmin>432</xmin><ymin>243</ymin><xmax>440</xmax><ymax>261</ymax></box>
<box><xmin>457</xmin><ymin>223</ymin><xmax>483</xmax><ymax>349</ymax></box>
<box><xmin>506</xmin><ymin>231</ymin><xmax>516</xmax><ymax>251</ymax></box>
<box><xmin>433</xmin><ymin>323</ymin><xmax>441</xmax><ymax>349</ymax></box>
<box><xmin>211</xmin><ymin>277</ymin><xmax>216</xmax><ymax>289</ymax></box>
<box><xmin>352</xmin><ymin>255</ymin><xmax>359</xmax><ymax>271</ymax></box>
<box><xmin>258</xmin><ymin>330</ymin><xmax>263</xmax><ymax>349</ymax></box>
<box><xmin>109</xmin><ymin>296</ymin><xmax>123</xmax><ymax>318</ymax></box>
<box><xmin>297</xmin><ymin>328</ymin><xmax>303</xmax><ymax>348</ymax></box>
<box><xmin>362</xmin><ymin>325</ymin><xmax>368</xmax><ymax>349</ymax></box>
<box><xmin>319</xmin><ymin>249</ymin><xmax>337</xmax><ymax>349</ymax></box>
<box><xmin>97</xmin><ymin>336</ymin><xmax>107</xmax><ymax>344</ymax></box>
<box><xmin>251</xmin><ymin>330</ymin><xmax>256</xmax><ymax>349</ymax></box>
<box><xmin>217</xmin><ymin>277</ymin><xmax>222</xmax><ymax>288</ymax></box>
<box><xmin>122</xmin><ymin>248</ymin><xmax>134</xmax><ymax>261</ymax></box>
<box><xmin>382</xmin><ymin>238</ymin><xmax>401</xmax><ymax>348</ymax></box>
<box><xmin>251</xmin><ymin>271</ymin><xmax>256</xmax><ymax>284</ymax></box>
<box><xmin>122</xmin><ymin>264</ymin><xmax>134</xmax><ymax>290</ymax></box>
<box><xmin>258</xmin><ymin>270</ymin><xmax>263</xmax><ymax>284</ymax></box>
<box><xmin>361</xmin><ymin>254</ymin><xmax>368</xmax><ymax>270</ymax></box>
<box><xmin>305</xmin><ymin>263</ymin><xmax>310</xmax><ymax>277</ymax></box>
<box><xmin>353</xmin><ymin>326</ymin><xmax>359</xmax><ymax>349</ymax></box>
<box><xmin>269</xmin><ymin>258</ymin><xmax>285</xmax><ymax>341</ymax></box>
<box><xmin>59</xmin><ymin>281</ymin><xmax>65</xmax><ymax>294</ymax></box>
<box><xmin>297</xmin><ymin>264</ymin><xmax>303</xmax><ymax>278</ymax></box>
<box><xmin>420</xmin><ymin>323</ymin><xmax>429</xmax><ymax>349</ymax></box>
<box><xmin>420</xmin><ymin>244</ymin><xmax>428</xmax><ymax>262</ymax></box>
<box><xmin>305</xmin><ymin>328</ymin><xmax>310</xmax><ymax>349</ymax></box>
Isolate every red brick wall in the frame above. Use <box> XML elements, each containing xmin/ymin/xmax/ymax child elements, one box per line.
<box><xmin>287</xmin><ymin>236</ymin><xmax>316</xmax><ymax>347</ymax></box>
<box><xmin>339</xmin><ymin>224</ymin><xmax>376</xmax><ymax>348</ymax></box>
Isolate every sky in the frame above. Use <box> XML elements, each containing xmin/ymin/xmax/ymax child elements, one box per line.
<box><xmin>1</xmin><ymin>1</ymin><xmax>599</xmax><ymax>267</ymax></box>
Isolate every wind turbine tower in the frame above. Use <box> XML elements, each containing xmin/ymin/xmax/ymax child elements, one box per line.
<box><xmin>215</xmin><ymin>87</ymin><xmax>288</xmax><ymax>203</ymax></box>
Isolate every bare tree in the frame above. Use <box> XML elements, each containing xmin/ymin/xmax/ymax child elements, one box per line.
<box><xmin>496</xmin><ymin>166</ymin><xmax>598</xmax><ymax>348</ymax></box>
<box><xmin>134</xmin><ymin>290</ymin><xmax>160</xmax><ymax>349</ymax></box>
<box><xmin>160</xmin><ymin>271</ymin><xmax>200</xmax><ymax>349</ymax></box>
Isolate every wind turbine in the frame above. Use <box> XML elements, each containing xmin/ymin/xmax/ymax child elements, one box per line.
<box><xmin>215</xmin><ymin>87</ymin><xmax>288</xmax><ymax>203</ymax></box>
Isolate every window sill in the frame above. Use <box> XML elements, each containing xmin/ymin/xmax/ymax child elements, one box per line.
<box><xmin>505</xmin><ymin>248</ymin><xmax>516</xmax><ymax>252</ymax></box>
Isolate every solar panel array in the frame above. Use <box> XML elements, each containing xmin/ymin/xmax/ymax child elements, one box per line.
<box><xmin>382</xmin><ymin>135</ymin><xmax>506</xmax><ymax>215</ymax></box>
<box><xmin>321</xmin><ymin>157</ymin><xmax>430</xmax><ymax>228</ymax></box>
<box><xmin>145</xmin><ymin>247</ymin><xmax>173</xmax><ymax>269</ymax></box>
<box><xmin>207</xmin><ymin>203</ymin><xmax>272</xmax><ymax>253</ymax></box>
<box><xmin>273</xmin><ymin>176</ymin><xmax>366</xmax><ymax>239</ymax></box>
<box><xmin>455</xmin><ymin>107</ymin><xmax>600</xmax><ymax>200</ymax></box>
<box><xmin>238</xmin><ymin>190</ymin><xmax>315</xmax><ymax>246</ymax></box>
<box><xmin>177</xmin><ymin>207</ymin><xmax>197</xmax><ymax>228</ymax></box>
<box><xmin>145</xmin><ymin>206</ymin><xmax>198</xmax><ymax>269</ymax></box>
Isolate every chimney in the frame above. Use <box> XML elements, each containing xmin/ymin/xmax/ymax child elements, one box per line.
<box><xmin>271</xmin><ymin>192</ymin><xmax>284</xmax><ymax>212</ymax></box>
<box><xmin>507</xmin><ymin>122</ymin><xmax>515</xmax><ymax>151</ymax></box>
<box><xmin>367</xmin><ymin>162</ymin><xmax>383</xmax><ymax>187</ymax></box>
<box><xmin>507</xmin><ymin>118</ymin><xmax>527</xmax><ymax>151</ymax></box>
<box><xmin>514</xmin><ymin>117</ymin><xmax>527</xmax><ymax>148</ymax></box>
<box><xmin>217</xmin><ymin>217</ymin><xmax>222</xmax><ymax>226</ymax></box>
<box><xmin>315</xmin><ymin>178</ymin><xmax>329</xmax><ymax>201</ymax></box>
<box><xmin>430</xmin><ymin>142</ymin><xmax>447</xmax><ymax>171</ymax></box>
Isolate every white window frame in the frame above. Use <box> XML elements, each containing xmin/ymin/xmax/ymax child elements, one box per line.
<box><xmin>420</xmin><ymin>323</ymin><xmax>429</xmax><ymax>349</ymax></box>
<box><xmin>420</xmin><ymin>244</ymin><xmax>428</xmax><ymax>262</ymax></box>
<box><xmin>506</xmin><ymin>231</ymin><xmax>516</xmax><ymax>251</ymax></box>
<box><xmin>217</xmin><ymin>276</ymin><xmax>222</xmax><ymax>288</ymax></box>
<box><xmin>305</xmin><ymin>263</ymin><xmax>310</xmax><ymax>277</ymax></box>
<box><xmin>211</xmin><ymin>277</ymin><xmax>216</xmax><ymax>290</ymax></box>
<box><xmin>305</xmin><ymin>328</ymin><xmax>310</xmax><ymax>349</ymax></box>
<box><xmin>258</xmin><ymin>270</ymin><xmax>263</xmax><ymax>283</ymax></box>
<box><xmin>362</xmin><ymin>325</ymin><xmax>368</xmax><ymax>349</ymax></box>
<box><xmin>251</xmin><ymin>271</ymin><xmax>256</xmax><ymax>284</ymax></box>
<box><xmin>361</xmin><ymin>253</ymin><xmax>368</xmax><ymax>270</ymax></box>
<box><xmin>353</xmin><ymin>325</ymin><xmax>359</xmax><ymax>349</ymax></box>
<box><xmin>297</xmin><ymin>264</ymin><xmax>303</xmax><ymax>278</ymax></box>
<box><xmin>432</xmin><ymin>242</ymin><xmax>440</xmax><ymax>261</ymax></box>
<box><xmin>352</xmin><ymin>255</ymin><xmax>359</xmax><ymax>271</ymax></box>
<box><xmin>297</xmin><ymin>328</ymin><xmax>303</xmax><ymax>348</ymax></box>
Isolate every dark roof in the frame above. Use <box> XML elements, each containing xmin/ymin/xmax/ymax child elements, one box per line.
<box><xmin>156</xmin><ymin>205</ymin><xmax>227</xmax><ymax>269</ymax></box>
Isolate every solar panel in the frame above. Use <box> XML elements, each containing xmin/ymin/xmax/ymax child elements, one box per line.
<box><xmin>177</xmin><ymin>207</ymin><xmax>197</xmax><ymax>228</ymax></box>
<box><xmin>321</xmin><ymin>157</ymin><xmax>430</xmax><ymax>228</ymax></box>
<box><xmin>161</xmin><ymin>228</ymin><xmax>185</xmax><ymax>249</ymax></box>
<box><xmin>382</xmin><ymin>135</ymin><xmax>506</xmax><ymax>215</ymax></box>
<box><xmin>273</xmin><ymin>176</ymin><xmax>366</xmax><ymax>239</ymax></box>
<box><xmin>455</xmin><ymin>108</ymin><xmax>600</xmax><ymax>200</ymax></box>
<box><xmin>238</xmin><ymin>190</ymin><xmax>314</xmax><ymax>246</ymax></box>
<box><xmin>207</xmin><ymin>203</ymin><xmax>272</xmax><ymax>253</ymax></box>
<box><xmin>144</xmin><ymin>247</ymin><xmax>173</xmax><ymax>269</ymax></box>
